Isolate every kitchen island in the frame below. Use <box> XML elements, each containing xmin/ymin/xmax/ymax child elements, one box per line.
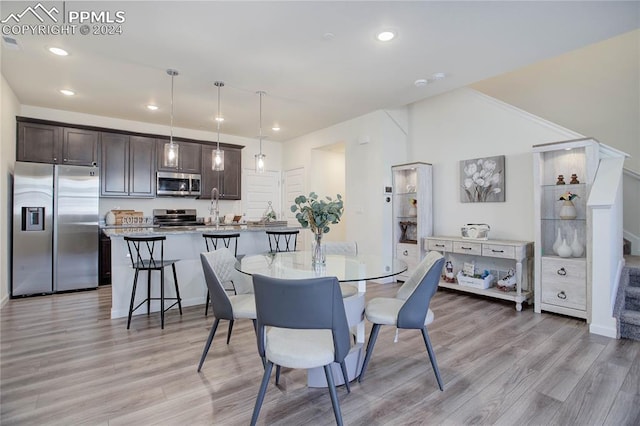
<box><xmin>103</xmin><ymin>225</ymin><xmax>300</xmax><ymax>320</ymax></box>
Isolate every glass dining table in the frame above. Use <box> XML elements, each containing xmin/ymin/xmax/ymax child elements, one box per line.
<box><xmin>236</xmin><ymin>250</ymin><xmax>408</xmax><ymax>387</ymax></box>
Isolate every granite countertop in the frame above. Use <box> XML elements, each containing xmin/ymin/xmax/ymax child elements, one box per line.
<box><xmin>102</xmin><ymin>224</ymin><xmax>300</xmax><ymax>237</ymax></box>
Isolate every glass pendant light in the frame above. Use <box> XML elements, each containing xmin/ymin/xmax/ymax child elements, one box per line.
<box><xmin>255</xmin><ymin>90</ymin><xmax>266</xmax><ymax>173</ymax></box>
<box><xmin>163</xmin><ymin>69</ymin><xmax>179</xmax><ymax>168</ymax></box>
<box><xmin>212</xmin><ymin>81</ymin><xmax>225</xmax><ymax>171</ymax></box>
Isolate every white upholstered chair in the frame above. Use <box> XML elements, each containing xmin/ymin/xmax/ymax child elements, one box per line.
<box><xmin>358</xmin><ymin>251</ymin><xmax>446</xmax><ymax>390</ymax></box>
<box><xmin>324</xmin><ymin>241</ymin><xmax>359</xmax><ymax>298</ymax></box>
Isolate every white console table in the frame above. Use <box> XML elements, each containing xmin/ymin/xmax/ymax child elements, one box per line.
<box><xmin>424</xmin><ymin>236</ymin><xmax>534</xmax><ymax>311</ymax></box>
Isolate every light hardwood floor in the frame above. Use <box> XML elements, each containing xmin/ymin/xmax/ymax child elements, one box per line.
<box><xmin>1</xmin><ymin>283</ymin><xmax>639</xmax><ymax>425</ymax></box>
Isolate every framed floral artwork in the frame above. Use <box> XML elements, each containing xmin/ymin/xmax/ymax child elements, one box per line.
<box><xmin>460</xmin><ymin>155</ymin><xmax>505</xmax><ymax>203</ymax></box>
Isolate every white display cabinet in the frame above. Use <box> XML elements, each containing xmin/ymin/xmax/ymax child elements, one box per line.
<box><xmin>533</xmin><ymin>138</ymin><xmax>626</xmax><ymax>321</ymax></box>
<box><xmin>392</xmin><ymin>162</ymin><xmax>432</xmax><ymax>281</ymax></box>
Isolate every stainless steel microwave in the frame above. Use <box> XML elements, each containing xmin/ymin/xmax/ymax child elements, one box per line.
<box><xmin>156</xmin><ymin>172</ymin><xmax>201</xmax><ymax>197</ymax></box>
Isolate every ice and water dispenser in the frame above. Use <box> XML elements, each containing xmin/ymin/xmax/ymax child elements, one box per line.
<box><xmin>21</xmin><ymin>207</ymin><xmax>45</xmax><ymax>231</ymax></box>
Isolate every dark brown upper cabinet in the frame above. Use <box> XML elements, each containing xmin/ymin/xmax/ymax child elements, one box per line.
<box><xmin>201</xmin><ymin>145</ymin><xmax>242</xmax><ymax>200</ymax></box>
<box><xmin>156</xmin><ymin>139</ymin><xmax>201</xmax><ymax>173</ymax></box>
<box><xmin>101</xmin><ymin>133</ymin><xmax>156</xmax><ymax>198</ymax></box>
<box><xmin>17</xmin><ymin>120</ymin><xmax>98</xmax><ymax>166</ymax></box>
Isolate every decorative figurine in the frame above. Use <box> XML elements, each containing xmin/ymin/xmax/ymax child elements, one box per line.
<box><xmin>497</xmin><ymin>268</ymin><xmax>517</xmax><ymax>291</ymax></box>
<box><xmin>556</xmin><ymin>174</ymin><xmax>565</xmax><ymax>185</ymax></box>
<box><xmin>443</xmin><ymin>261</ymin><xmax>455</xmax><ymax>283</ymax></box>
<box><xmin>570</xmin><ymin>174</ymin><xmax>579</xmax><ymax>184</ymax></box>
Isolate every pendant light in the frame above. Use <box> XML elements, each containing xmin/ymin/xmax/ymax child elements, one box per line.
<box><xmin>212</xmin><ymin>81</ymin><xmax>225</xmax><ymax>171</ymax></box>
<box><xmin>255</xmin><ymin>90</ymin><xmax>266</xmax><ymax>173</ymax></box>
<box><xmin>163</xmin><ymin>69</ymin><xmax>179</xmax><ymax>169</ymax></box>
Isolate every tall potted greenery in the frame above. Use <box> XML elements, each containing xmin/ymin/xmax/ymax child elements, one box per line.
<box><xmin>290</xmin><ymin>192</ymin><xmax>344</xmax><ymax>265</ymax></box>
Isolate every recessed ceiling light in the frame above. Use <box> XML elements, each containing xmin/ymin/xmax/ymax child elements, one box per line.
<box><xmin>215</xmin><ymin>116</ymin><xmax>224</xmax><ymax>123</ymax></box>
<box><xmin>376</xmin><ymin>30</ymin><xmax>396</xmax><ymax>42</ymax></box>
<box><xmin>146</xmin><ymin>104</ymin><xmax>158</xmax><ymax>111</ymax></box>
<box><xmin>432</xmin><ymin>72</ymin><xmax>447</xmax><ymax>80</ymax></box>
<box><xmin>59</xmin><ymin>89</ymin><xmax>75</xmax><ymax>96</ymax></box>
<box><xmin>48</xmin><ymin>47</ymin><xmax>68</xmax><ymax>56</ymax></box>
<box><xmin>272</xmin><ymin>126</ymin><xmax>280</xmax><ymax>131</ymax></box>
<box><xmin>414</xmin><ymin>79</ymin><xmax>428</xmax><ymax>88</ymax></box>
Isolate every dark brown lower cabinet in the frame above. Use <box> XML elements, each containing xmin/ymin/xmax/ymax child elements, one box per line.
<box><xmin>99</xmin><ymin>232</ymin><xmax>111</xmax><ymax>285</ymax></box>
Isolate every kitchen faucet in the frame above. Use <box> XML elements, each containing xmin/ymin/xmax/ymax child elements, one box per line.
<box><xmin>210</xmin><ymin>187</ymin><xmax>220</xmax><ymax>228</ymax></box>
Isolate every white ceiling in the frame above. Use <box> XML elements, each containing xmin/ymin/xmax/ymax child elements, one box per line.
<box><xmin>1</xmin><ymin>1</ymin><xmax>638</xmax><ymax>142</ymax></box>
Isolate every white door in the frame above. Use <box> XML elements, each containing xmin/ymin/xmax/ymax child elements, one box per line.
<box><xmin>243</xmin><ymin>169</ymin><xmax>280</xmax><ymax>221</ymax></box>
<box><xmin>284</xmin><ymin>168</ymin><xmax>305</xmax><ymax>222</ymax></box>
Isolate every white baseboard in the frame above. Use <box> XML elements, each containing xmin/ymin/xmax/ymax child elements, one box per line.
<box><xmin>590</xmin><ymin>322</ymin><xmax>617</xmax><ymax>339</ymax></box>
<box><xmin>624</xmin><ymin>230</ymin><xmax>640</xmax><ymax>255</ymax></box>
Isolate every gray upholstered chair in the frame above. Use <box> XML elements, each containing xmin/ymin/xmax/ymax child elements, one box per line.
<box><xmin>197</xmin><ymin>249</ymin><xmax>256</xmax><ymax>372</ymax></box>
<box><xmin>250</xmin><ymin>274</ymin><xmax>351</xmax><ymax>426</ymax></box>
<box><xmin>358</xmin><ymin>251</ymin><xmax>446</xmax><ymax>390</ymax></box>
<box><xmin>324</xmin><ymin>241</ymin><xmax>359</xmax><ymax>298</ymax></box>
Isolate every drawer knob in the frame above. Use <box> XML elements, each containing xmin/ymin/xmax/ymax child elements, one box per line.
<box><xmin>491</xmin><ymin>249</ymin><xmax>504</xmax><ymax>253</ymax></box>
<box><xmin>435</xmin><ymin>244</ymin><xmax>444</xmax><ymax>248</ymax></box>
<box><xmin>403</xmin><ymin>250</ymin><xmax>408</xmax><ymax>256</ymax></box>
<box><xmin>461</xmin><ymin>246</ymin><xmax>472</xmax><ymax>250</ymax></box>
<box><xmin>557</xmin><ymin>267</ymin><xmax>567</xmax><ymax>276</ymax></box>
<box><xmin>557</xmin><ymin>291</ymin><xmax>567</xmax><ymax>300</ymax></box>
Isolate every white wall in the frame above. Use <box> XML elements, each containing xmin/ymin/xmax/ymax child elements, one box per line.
<box><xmin>19</xmin><ymin>105</ymin><xmax>282</xmax><ymax>221</ymax></box>
<box><xmin>283</xmin><ymin>108</ymin><xmax>408</xmax><ymax>258</ymax></box>
<box><xmin>1</xmin><ymin>74</ymin><xmax>19</xmax><ymax>306</ymax></box>
<box><xmin>309</xmin><ymin>147</ymin><xmax>346</xmax><ymax>241</ymax></box>
<box><xmin>471</xmin><ymin>30</ymin><xmax>640</xmax><ymax>246</ymax></box>
<box><xmin>409</xmin><ymin>88</ymin><xmax>582</xmax><ymax>242</ymax></box>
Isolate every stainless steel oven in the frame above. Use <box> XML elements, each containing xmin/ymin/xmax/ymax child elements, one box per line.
<box><xmin>156</xmin><ymin>172</ymin><xmax>201</xmax><ymax>197</ymax></box>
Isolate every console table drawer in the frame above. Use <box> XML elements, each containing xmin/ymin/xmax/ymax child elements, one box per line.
<box><xmin>482</xmin><ymin>243</ymin><xmax>515</xmax><ymax>259</ymax></box>
<box><xmin>426</xmin><ymin>239</ymin><xmax>452</xmax><ymax>252</ymax></box>
<box><xmin>452</xmin><ymin>241</ymin><xmax>482</xmax><ymax>256</ymax></box>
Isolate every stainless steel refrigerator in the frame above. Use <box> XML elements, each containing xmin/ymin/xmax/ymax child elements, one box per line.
<box><xmin>12</xmin><ymin>161</ymin><xmax>99</xmax><ymax>296</ymax></box>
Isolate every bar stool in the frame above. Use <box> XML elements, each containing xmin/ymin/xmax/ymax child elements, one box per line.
<box><xmin>202</xmin><ymin>232</ymin><xmax>240</xmax><ymax>315</ymax></box>
<box><xmin>124</xmin><ymin>236</ymin><xmax>182</xmax><ymax>329</ymax></box>
<box><xmin>266</xmin><ymin>229</ymin><xmax>299</xmax><ymax>252</ymax></box>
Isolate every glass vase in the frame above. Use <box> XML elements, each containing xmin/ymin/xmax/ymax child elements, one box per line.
<box><xmin>312</xmin><ymin>231</ymin><xmax>326</xmax><ymax>265</ymax></box>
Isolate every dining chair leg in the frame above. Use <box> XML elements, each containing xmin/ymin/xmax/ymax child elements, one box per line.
<box><xmin>204</xmin><ymin>291</ymin><xmax>210</xmax><ymax>316</ymax></box>
<box><xmin>160</xmin><ymin>268</ymin><xmax>165</xmax><ymax>329</ymax></box>
<box><xmin>251</xmin><ymin>361</ymin><xmax>274</xmax><ymax>426</ymax></box>
<box><xmin>421</xmin><ymin>327</ymin><xmax>444</xmax><ymax>391</ymax></box>
<box><xmin>358</xmin><ymin>323</ymin><xmax>381</xmax><ymax>382</ymax></box>
<box><xmin>127</xmin><ymin>269</ymin><xmax>139</xmax><ymax>329</ymax></box>
<box><xmin>146</xmin><ymin>270</ymin><xmax>151</xmax><ymax>315</ymax></box>
<box><xmin>172</xmin><ymin>263</ymin><xmax>182</xmax><ymax>314</ymax></box>
<box><xmin>197</xmin><ymin>318</ymin><xmax>220</xmax><ymax>372</ymax></box>
<box><xmin>275</xmin><ymin>365</ymin><xmax>281</xmax><ymax>385</ymax></box>
<box><xmin>339</xmin><ymin>361</ymin><xmax>351</xmax><ymax>393</ymax></box>
<box><xmin>226</xmin><ymin>320</ymin><xmax>234</xmax><ymax>344</ymax></box>
<box><xmin>252</xmin><ymin>319</ymin><xmax>257</xmax><ymax>334</ymax></box>
<box><xmin>324</xmin><ymin>364</ymin><xmax>344</xmax><ymax>426</ymax></box>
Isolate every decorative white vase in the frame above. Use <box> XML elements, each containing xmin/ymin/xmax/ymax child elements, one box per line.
<box><xmin>559</xmin><ymin>200</ymin><xmax>577</xmax><ymax>220</ymax></box>
<box><xmin>571</xmin><ymin>229</ymin><xmax>584</xmax><ymax>257</ymax></box>
<box><xmin>552</xmin><ymin>228</ymin><xmax>562</xmax><ymax>255</ymax></box>
<box><xmin>557</xmin><ymin>238</ymin><xmax>573</xmax><ymax>258</ymax></box>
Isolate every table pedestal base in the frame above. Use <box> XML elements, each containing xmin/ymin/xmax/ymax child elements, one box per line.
<box><xmin>307</xmin><ymin>288</ymin><xmax>366</xmax><ymax>387</ymax></box>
